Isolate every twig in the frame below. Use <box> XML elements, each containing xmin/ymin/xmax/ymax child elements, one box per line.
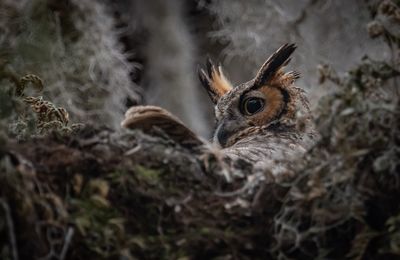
<box><xmin>124</xmin><ymin>144</ymin><xmax>142</xmax><ymax>156</ymax></box>
<box><xmin>60</xmin><ymin>227</ymin><xmax>74</xmax><ymax>260</ymax></box>
<box><xmin>0</xmin><ymin>198</ymin><xmax>18</xmax><ymax>260</ymax></box>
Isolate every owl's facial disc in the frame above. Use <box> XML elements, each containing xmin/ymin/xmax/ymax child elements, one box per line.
<box><xmin>213</xmin><ymin>87</ymin><xmax>287</xmax><ymax>148</ymax></box>
<box><xmin>243</xmin><ymin>87</ymin><xmax>287</xmax><ymax>125</ymax></box>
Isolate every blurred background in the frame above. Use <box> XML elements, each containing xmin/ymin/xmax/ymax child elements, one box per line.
<box><xmin>0</xmin><ymin>0</ymin><xmax>391</xmax><ymax>138</ymax></box>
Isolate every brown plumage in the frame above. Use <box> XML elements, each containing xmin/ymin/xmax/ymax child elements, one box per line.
<box><xmin>123</xmin><ymin>43</ymin><xmax>316</xmax><ymax>175</ymax></box>
<box><xmin>198</xmin><ymin>58</ymin><xmax>233</xmax><ymax>104</ymax></box>
<box><xmin>121</xmin><ymin>106</ymin><xmax>203</xmax><ymax>148</ymax></box>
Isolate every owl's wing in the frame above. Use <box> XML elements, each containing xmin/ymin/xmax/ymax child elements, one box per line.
<box><xmin>121</xmin><ymin>106</ymin><xmax>204</xmax><ymax>148</ymax></box>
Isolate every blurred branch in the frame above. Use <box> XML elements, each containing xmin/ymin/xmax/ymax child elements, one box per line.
<box><xmin>0</xmin><ymin>198</ymin><xmax>18</xmax><ymax>260</ymax></box>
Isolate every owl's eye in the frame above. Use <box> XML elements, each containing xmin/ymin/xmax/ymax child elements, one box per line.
<box><xmin>242</xmin><ymin>97</ymin><xmax>265</xmax><ymax>115</ymax></box>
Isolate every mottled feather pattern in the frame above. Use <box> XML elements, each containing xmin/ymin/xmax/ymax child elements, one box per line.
<box><xmin>121</xmin><ymin>106</ymin><xmax>204</xmax><ymax>148</ymax></box>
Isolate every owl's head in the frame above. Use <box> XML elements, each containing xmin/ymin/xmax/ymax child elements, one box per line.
<box><xmin>199</xmin><ymin>43</ymin><xmax>308</xmax><ymax>148</ymax></box>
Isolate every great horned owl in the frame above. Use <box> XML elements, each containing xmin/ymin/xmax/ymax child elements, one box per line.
<box><xmin>122</xmin><ymin>44</ymin><xmax>315</xmax><ymax>174</ymax></box>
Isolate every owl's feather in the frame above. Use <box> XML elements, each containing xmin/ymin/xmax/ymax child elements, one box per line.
<box><xmin>198</xmin><ymin>58</ymin><xmax>233</xmax><ymax>103</ymax></box>
<box><xmin>121</xmin><ymin>106</ymin><xmax>203</xmax><ymax>148</ymax></box>
<box><xmin>253</xmin><ymin>43</ymin><xmax>297</xmax><ymax>89</ymax></box>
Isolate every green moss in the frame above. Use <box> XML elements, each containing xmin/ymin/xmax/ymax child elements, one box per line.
<box><xmin>134</xmin><ymin>165</ymin><xmax>162</xmax><ymax>186</ymax></box>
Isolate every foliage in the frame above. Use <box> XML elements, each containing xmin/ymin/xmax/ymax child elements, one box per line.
<box><xmin>0</xmin><ymin>61</ymin><xmax>81</xmax><ymax>139</ymax></box>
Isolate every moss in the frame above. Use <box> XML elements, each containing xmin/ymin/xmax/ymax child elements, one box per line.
<box><xmin>134</xmin><ymin>166</ymin><xmax>162</xmax><ymax>186</ymax></box>
<box><xmin>0</xmin><ymin>0</ymin><xmax>141</xmax><ymax>128</ymax></box>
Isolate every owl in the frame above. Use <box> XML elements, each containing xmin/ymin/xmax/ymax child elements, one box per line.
<box><xmin>122</xmin><ymin>44</ymin><xmax>315</xmax><ymax>174</ymax></box>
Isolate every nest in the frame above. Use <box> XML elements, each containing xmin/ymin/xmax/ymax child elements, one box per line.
<box><xmin>0</xmin><ymin>54</ymin><xmax>399</xmax><ymax>259</ymax></box>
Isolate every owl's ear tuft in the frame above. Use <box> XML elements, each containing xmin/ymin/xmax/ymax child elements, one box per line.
<box><xmin>198</xmin><ymin>58</ymin><xmax>233</xmax><ymax>103</ymax></box>
<box><xmin>276</xmin><ymin>70</ymin><xmax>301</xmax><ymax>88</ymax></box>
<box><xmin>253</xmin><ymin>43</ymin><xmax>297</xmax><ymax>89</ymax></box>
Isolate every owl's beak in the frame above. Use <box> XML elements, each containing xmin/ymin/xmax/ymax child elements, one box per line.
<box><xmin>214</xmin><ymin>125</ymin><xmax>229</xmax><ymax>147</ymax></box>
<box><xmin>213</xmin><ymin>120</ymin><xmax>237</xmax><ymax>148</ymax></box>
